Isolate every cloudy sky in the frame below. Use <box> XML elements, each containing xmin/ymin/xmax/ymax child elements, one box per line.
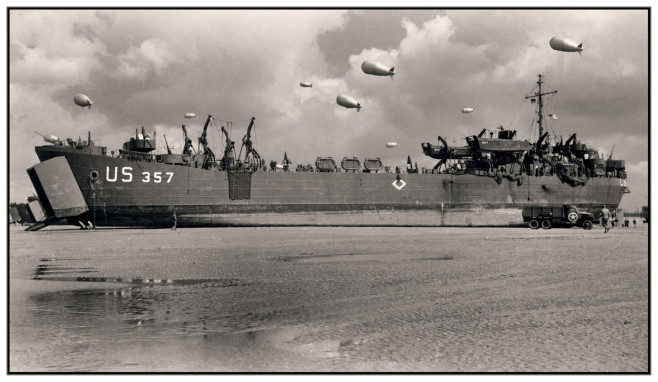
<box><xmin>8</xmin><ymin>8</ymin><xmax>649</xmax><ymax>211</ymax></box>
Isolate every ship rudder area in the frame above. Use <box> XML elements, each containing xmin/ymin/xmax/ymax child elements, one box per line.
<box><xmin>26</xmin><ymin>156</ymin><xmax>89</xmax><ymax>231</ymax></box>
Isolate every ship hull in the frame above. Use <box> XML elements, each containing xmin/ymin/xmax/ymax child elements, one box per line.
<box><xmin>32</xmin><ymin>146</ymin><xmax>628</xmax><ymax>228</ymax></box>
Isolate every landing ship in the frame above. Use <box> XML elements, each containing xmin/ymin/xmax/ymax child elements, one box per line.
<box><xmin>26</xmin><ymin>75</ymin><xmax>628</xmax><ymax>229</ymax></box>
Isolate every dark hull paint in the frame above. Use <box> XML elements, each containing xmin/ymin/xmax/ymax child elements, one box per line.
<box><xmin>35</xmin><ymin>146</ymin><xmax>627</xmax><ymax>227</ymax></box>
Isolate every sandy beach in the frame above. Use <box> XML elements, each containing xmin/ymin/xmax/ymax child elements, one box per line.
<box><xmin>8</xmin><ymin>224</ymin><xmax>649</xmax><ymax>372</ymax></box>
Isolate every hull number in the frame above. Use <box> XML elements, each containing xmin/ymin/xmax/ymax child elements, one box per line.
<box><xmin>106</xmin><ymin>166</ymin><xmax>174</xmax><ymax>183</ymax></box>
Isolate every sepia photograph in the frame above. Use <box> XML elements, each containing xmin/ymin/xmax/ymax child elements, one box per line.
<box><xmin>7</xmin><ymin>7</ymin><xmax>649</xmax><ymax>373</ymax></box>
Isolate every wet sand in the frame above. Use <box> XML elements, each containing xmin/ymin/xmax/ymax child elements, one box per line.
<box><xmin>8</xmin><ymin>224</ymin><xmax>649</xmax><ymax>372</ymax></box>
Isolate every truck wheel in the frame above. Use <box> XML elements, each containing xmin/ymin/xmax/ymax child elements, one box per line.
<box><xmin>541</xmin><ymin>219</ymin><xmax>552</xmax><ymax>229</ymax></box>
<box><xmin>529</xmin><ymin>219</ymin><xmax>540</xmax><ymax>229</ymax></box>
<box><xmin>582</xmin><ymin>220</ymin><xmax>593</xmax><ymax>230</ymax></box>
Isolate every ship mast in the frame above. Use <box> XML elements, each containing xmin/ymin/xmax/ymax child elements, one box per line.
<box><xmin>525</xmin><ymin>74</ymin><xmax>557</xmax><ymax>138</ymax></box>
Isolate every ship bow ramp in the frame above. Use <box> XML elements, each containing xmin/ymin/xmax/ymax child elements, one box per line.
<box><xmin>26</xmin><ymin>156</ymin><xmax>89</xmax><ymax>230</ymax></box>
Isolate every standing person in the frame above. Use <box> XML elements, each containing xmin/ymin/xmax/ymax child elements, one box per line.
<box><xmin>172</xmin><ymin>211</ymin><xmax>177</xmax><ymax>231</ymax></box>
<box><xmin>601</xmin><ymin>205</ymin><xmax>610</xmax><ymax>233</ymax></box>
<box><xmin>633</xmin><ymin>218</ymin><xmax>637</xmax><ymax>228</ymax></box>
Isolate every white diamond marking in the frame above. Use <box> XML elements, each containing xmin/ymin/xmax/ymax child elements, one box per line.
<box><xmin>392</xmin><ymin>179</ymin><xmax>407</xmax><ymax>190</ymax></box>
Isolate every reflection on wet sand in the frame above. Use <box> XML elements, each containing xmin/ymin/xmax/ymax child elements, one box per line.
<box><xmin>9</xmin><ymin>226</ymin><xmax>649</xmax><ymax>372</ymax></box>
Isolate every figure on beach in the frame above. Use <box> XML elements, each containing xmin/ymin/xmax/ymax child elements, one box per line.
<box><xmin>601</xmin><ymin>205</ymin><xmax>610</xmax><ymax>233</ymax></box>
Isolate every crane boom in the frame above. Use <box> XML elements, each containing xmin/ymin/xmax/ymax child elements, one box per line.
<box><xmin>220</xmin><ymin>125</ymin><xmax>236</xmax><ymax>170</ymax></box>
<box><xmin>199</xmin><ymin>115</ymin><xmax>214</xmax><ymax>156</ymax></box>
<box><xmin>182</xmin><ymin>125</ymin><xmax>194</xmax><ymax>154</ymax></box>
<box><xmin>164</xmin><ymin>135</ymin><xmax>172</xmax><ymax>154</ymax></box>
<box><xmin>239</xmin><ymin>117</ymin><xmax>261</xmax><ymax>171</ymax></box>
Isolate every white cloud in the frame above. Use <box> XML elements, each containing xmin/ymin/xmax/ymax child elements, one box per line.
<box><xmin>116</xmin><ymin>39</ymin><xmax>184</xmax><ymax>79</ymax></box>
<box><xmin>10</xmin><ymin>10</ymin><xmax>106</xmax><ymax>85</ymax></box>
<box><xmin>492</xmin><ymin>46</ymin><xmax>547</xmax><ymax>84</ymax></box>
<box><xmin>626</xmin><ymin>160</ymin><xmax>648</xmax><ymax>175</ymax></box>
<box><xmin>399</xmin><ymin>15</ymin><xmax>453</xmax><ymax>58</ymax></box>
<box><xmin>12</xmin><ymin>47</ymin><xmax>97</xmax><ymax>84</ymax></box>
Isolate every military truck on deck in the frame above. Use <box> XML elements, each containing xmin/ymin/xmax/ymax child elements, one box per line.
<box><xmin>523</xmin><ymin>205</ymin><xmax>594</xmax><ymax>230</ymax></box>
